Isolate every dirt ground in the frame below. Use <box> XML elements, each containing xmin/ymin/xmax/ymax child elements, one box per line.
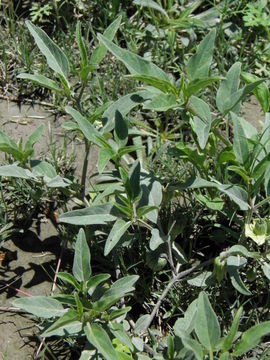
<box><xmin>0</xmin><ymin>97</ymin><xmax>266</xmax><ymax>359</ymax></box>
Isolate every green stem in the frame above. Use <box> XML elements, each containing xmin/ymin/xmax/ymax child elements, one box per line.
<box><xmin>81</xmin><ymin>140</ymin><xmax>90</xmax><ymax>199</ymax></box>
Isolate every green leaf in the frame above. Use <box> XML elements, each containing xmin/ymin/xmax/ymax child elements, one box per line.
<box><xmin>117</xmin><ymin>351</ymin><xmax>134</xmax><ymax>360</ymax></box>
<box><xmin>57</xmin><ymin>272</ymin><xmax>81</xmax><ymax>290</ymax></box>
<box><xmin>65</xmin><ymin>106</ymin><xmax>101</xmax><ymax>145</ymax></box>
<box><xmin>108</xmin><ymin>306</ymin><xmax>131</xmax><ymax>321</ymax></box>
<box><xmin>137</xmin><ymin>205</ymin><xmax>158</xmax><ymax>219</ymax></box>
<box><xmin>167</xmin><ymin>334</ymin><xmax>174</xmax><ymax>359</ymax></box>
<box><xmin>149</xmin><ymin>228</ymin><xmax>168</xmax><ymax>250</ymax></box>
<box><xmin>227</xmin><ymin>165</ymin><xmax>249</xmax><ymax>183</ymax></box>
<box><xmin>73</xmin><ymin>228</ymin><xmax>92</xmax><ymax>283</ymax></box>
<box><xmin>216</xmin><ymin>63</ymin><xmax>265</xmax><ymax>115</ymax></box>
<box><xmin>104</xmin><ymin>219</ymin><xmax>132</xmax><ymax>256</ymax></box>
<box><xmin>231</xmin><ymin>112</ymin><xmax>250</xmax><ymax>165</ymax></box>
<box><xmin>98</xmin><ymin>147</ymin><xmax>114</xmax><ymax>173</ymax></box>
<box><xmin>143</xmin><ymin>93</ymin><xmax>178</xmax><ymax>112</ymax></box>
<box><xmin>90</xmin><ymin>15</ymin><xmax>122</xmax><ymax>66</ymax></box>
<box><xmin>262</xmin><ymin>262</ymin><xmax>270</xmax><ymax>280</ymax></box>
<box><xmin>216</xmin><ymin>184</ymin><xmax>249</xmax><ymax>210</ymax></box>
<box><xmin>86</xmin><ymin>274</ymin><xmax>111</xmax><ymax>293</ymax></box>
<box><xmin>102</xmin><ymin>90</ymin><xmax>151</xmax><ymax>132</ymax></box>
<box><xmin>185</xmin><ymin>77</ymin><xmax>221</xmax><ymax>98</ymax></box>
<box><xmin>174</xmin><ymin>299</ymin><xmax>197</xmax><ymax>337</ymax></box>
<box><xmin>25</xmin><ymin>124</ymin><xmax>45</xmax><ymax>151</ymax></box>
<box><xmin>138</xmin><ymin>171</ymin><xmax>162</xmax><ymax>223</ymax></box>
<box><xmin>187</xmin><ymin>29</ymin><xmax>216</xmax><ymax>81</ymax></box>
<box><xmin>241</xmin><ymin>71</ymin><xmax>269</xmax><ymax>114</ymax></box>
<box><xmin>227</xmin><ymin>256</ymin><xmax>251</xmax><ymax>296</ymax></box>
<box><xmin>233</xmin><ymin>321</ymin><xmax>270</xmax><ymax>356</ymax></box>
<box><xmin>133</xmin><ymin>0</ymin><xmax>169</xmax><ymax>18</ymax></box>
<box><xmin>31</xmin><ymin>160</ymin><xmax>57</xmax><ymax>179</ymax></box>
<box><xmin>26</xmin><ymin>20</ymin><xmax>69</xmax><ymax>80</ymax></box>
<box><xmin>182</xmin><ymin>337</ymin><xmax>204</xmax><ymax>360</ymax></box>
<box><xmin>189</xmin><ymin>178</ymin><xmax>249</xmax><ymax>210</ymax></box>
<box><xmin>13</xmin><ymin>296</ymin><xmax>66</xmax><ymax>318</ymax></box>
<box><xmin>0</xmin><ymin>130</ymin><xmax>22</xmax><ymax>160</ymax></box>
<box><xmin>134</xmin><ymin>314</ymin><xmax>151</xmax><ymax>335</ymax></box>
<box><xmin>219</xmin><ymin>352</ymin><xmax>233</xmax><ymax>360</ymax></box>
<box><xmin>84</xmin><ymin>323</ymin><xmax>119</xmax><ymax>360</ymax></box>
<box><xmin>0</xmin><ymin>165</ymin><xmax>34</xmax><ymax>179</ymax></box>
<box><xmin>216</xmin><ymin>62</ymin><xmax>241</xmax><ymax>114</ymax></box>
<box><xmin>102</xmin><ymin>275</ymin><xmax>139</xmax><ymax>299</ymax></box>
<box><xmin>59</xmin><ymin>203</ymin><xmax>117</xmax><ymax>225</ymax></box>
<box><xmin>114</xmin><ymin>110</ymin><xmax>128</xmax><ymax>147</ymax></box>
<box><xmin>223</xmin><ymin>245</ymin><xmax>258</xmax><ymax>259</ymax></box>
<box><xmin>42</xmin><ymin>309</ymin><xmax>82</xmax><ymax>337</ymax></box>
<box><xmin>195</xmin><ymin>291</ymin><xmax>221</xmax><ymax>352</ymax></box>
<box><xmin>97</xmin><ymin>34</ymin><xmax>170</xmax><ymax>82</ymax></box>
<box><xmin>222</xmin><ymin>306</ymin><xmax>243</xmax><ymax>352</ymax></box>
<box><xmin>189</xmin><ymin>96</ymin><xmax>212</xmax><ymax>149</ymax></box>
<box><xmin>17</xmin><ymin>73</ymin><xmax>62</xmax><ymax>93</ymax></box>
<box><xmin>187</xmin><ymin>271</ymin><xmax>214</xmax><ymax>287</ymax></box>
<box><xmin>76</xmin><ymin>22</ymin><xmax>88</xmax><ymax>68</ymax></box>
<box><xmin>129</xmin><ymin>160</ymin><xmax>142</xmax><ymax>200</ymax></box>
<box><xmin>128</xmin><ymin>74</ymin><xmax>177</xmax><ymax>94</ymax></box>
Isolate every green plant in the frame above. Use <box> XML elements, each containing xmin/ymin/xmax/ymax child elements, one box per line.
<box><xmin>172</xmin><ymin>291</ymin><xmax>270</xmax><ymax>360</ymax></box>
<box><xmin>2</xmin><ymin>12</ymin><xmax>270</xmax><ymax>360</ymax></box>
<box><xmin>13</xmin><ymin>228</ymin><xmax>139</xmax><ymax>360</ymax></box>
<box><xmin>243</xmin><ymin>0</ymin><xmax>270</xmax><ymax>40</ymax></box>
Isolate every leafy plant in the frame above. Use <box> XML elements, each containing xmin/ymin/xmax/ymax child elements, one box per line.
<box><xmin>13</xmin><ymin>228</ymin><xmax>139</xmax><ymax>360</ymax></box>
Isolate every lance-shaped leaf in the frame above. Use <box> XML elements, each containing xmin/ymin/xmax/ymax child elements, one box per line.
<box><xmin>182</xmin><ymin>336</ymin><xmax>204</xmax><ymax>360</ymax></box>
<box><xmin>76</xmin><ymin>22</ymin><xmax>88</xmax><ymax>68</ymax></box>
<box><xmin>42</xmin><ymin>309</ymin><xmax>82</xmax><ymax>337</ymax></box>
<box><xmin>104</xmin><ymin>219</ymin><xmax>132</xmax><ymax>256</ymax></box>
<box><xmin>102</xmin><ymin>90</ymin><xmax>152</xmax><ymax>132</ymax></box>
<box><xmin>195</xmin><ymin>292</ymin><xmax>221</xmax><ymax>352</ymax></box>
<box><xmin>59</xmin><ymin>204</ymin><xmax>117</xmax><ymax>225</ymax></box>
<box><xmin>129</xmin><ymin>159</ymin><xmax>142</xmax><ymax>200</ymax></box>
<box><xmin>103</xmin><ymin>275</ymin><xmax>139</xmax><ymax>299</ymax></box>
<box><xmin>188</xmin><ymin>178</ymin><xmax>249</xmax><ymax>210</ymax></box>
<box><xmin>13</xmin><ymin>296</ymin><xmax>66</xmax><ymax>318</ymax></box>
<box><xmin>143</xmin><ymin>93</ymin><xmax>178</xmax><ymax>112</ymax></box>
<box><xmin>25</xmin><ymin>124</ymin><xmax>45</xmax><ymax>151</ymax></box>
<box><xmin>73</xmin><ymin>229</ymin><xmax>92</xmax><ymax>283</ymax></box>
<box><xmin>222</xmin><ymin>306</ymin><xmax>243</xmax><ymax>352</ymax></box>
<box><xmin>216</xmin><ymin>62</ymin><xmax>241</xmax><ymax>114</ymax></box>
<box><xmin>133</xmin><ymin>0</ymin><xmax>169</xmax><ymax>18</ymax></box>
<box><xmin>97</xmin><ymin>34</ymin><xmax>170</xmax><ymax>82</ymax></box>
<box><xmin>217</xmin><ymin>62</ymin><xmax>265</xmax><ymax>115</ymax></box>
<box><xmin>227</xmin><ymin>256</ymin><xmax>251</xmax><ymax>296</ymax></box>
<box><xmin>114</xmin><ymin>110</ymin><xmax>128</xmax><ymax>147</ymax></box>
<box><xmin>0</xmin><ymin>130</ymin><xmax>22</xmax><ymax>160</ymax></box>
<box><xmin>233</xmin><ymin>321</ymin><xmax>270</xmax><ymax>356</ymax></box>
<box><xmin>185</xmin><ymin>77</ymin><xmax>221</xmax><ymax>98</ymax></box>
<box><xmin>128</xmin><ymin>74</ymin><xmax>177</xmax><ymax>94</ymax></box>
<box><xmin>84</xmin><ymin>323</ymin><xmax>119</xmax><ymax>360</ymax></box>
<box><xmin>65</xmin><ymin>106</ymin><xmax>101</xmax><ymax>145</ymax></box>
<box><xmin>17</xmin><ymin>73</ymin><xmax>62</xmax><ymax>93</ymax></box>
<box><xmin>138</xmin><ymin>171</ymin><xmax>162</xmax><ymax>223</ymax></box>
<box><xmin>189</xmin><ymin>96</ymin><xmax>212</xmax><ymax>149</ymax></box>
<box><xmin>0</xmin><ymin>165</ymin><xmax>34</xmax><ymax>179</ymax></box>
<box><xmin>241</xmin><ymin>71</ymin><xmax>269</xmax><ymax>114</ymax></box>
<box><xmin>187</xmin><ymin>29</ymin><xmax>216</xmax><ymax>81</ymax></box>
<box><xmin>231</xmin><ymin>112</ymin><xmax>249</xmax><ymax>165</ymax></box>
<box><xmin>90</xmin><ymin>15</ymin><xmax>122</xmax><ymax>66</ymax></box>
<box><xmin>26</xmin><ymin>21</ymin><xmax>69</xmax><ymax>80</ymax></box>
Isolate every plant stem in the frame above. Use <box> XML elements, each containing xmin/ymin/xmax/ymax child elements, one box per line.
<box><xmin>81</xmin><ymin>140</ymin><xmax>90</xmax><ymax>199</ymax></box>
<box><xmin>143</xmin><ymin>258</ymin><xmax>214</xmax><ymax>332</ymax></box>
